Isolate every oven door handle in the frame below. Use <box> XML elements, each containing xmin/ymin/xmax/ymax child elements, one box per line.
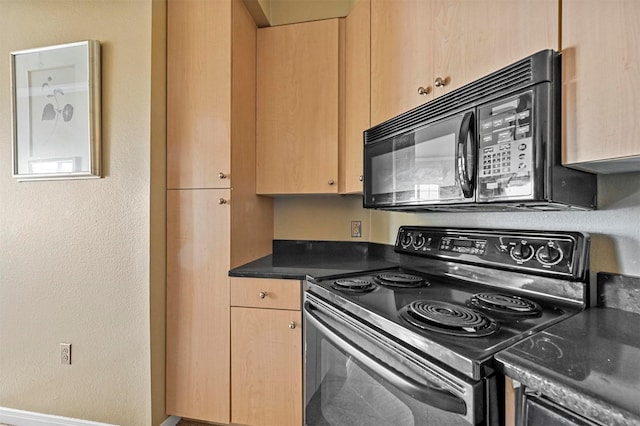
<box><xmin>456</xmin><ymin>110</ymin><xmax>475</xmax><ymax>199</ymax></box>
<box><xmin>304</xmin><ymin>303</ymin><xmax>467</xmax><ymax>416</ymax></box>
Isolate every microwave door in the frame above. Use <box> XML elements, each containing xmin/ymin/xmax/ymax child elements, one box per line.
<box><xmin>364</xmin><ymin>111</ymin><xmax>475</xmax><ymax>208</ymax></box>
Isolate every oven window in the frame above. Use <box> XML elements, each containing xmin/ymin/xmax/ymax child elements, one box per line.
<box><xmin>305</xmin><ymin>306</ymin><xmax>473</xmax><ymax>426</ymax></box>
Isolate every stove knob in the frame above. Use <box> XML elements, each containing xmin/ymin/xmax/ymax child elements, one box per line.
<box><xmin>400</xmin><ymin>233</ymin><xmax>413</xmax><ymax>248</ymax></box>
<box><xmin>510</xmin><ymin>242</ymin><xmax>534</xmax><ymax>262</ymax></box>
<box><xmin>413</xmin><ymin>234</ymin><xmax>426</xmax><ymax>249</ymax></box>
<box><xmin>537</xmin><ymin>245</ymin><xmax>563</xmax><ymax>265</ymax></box>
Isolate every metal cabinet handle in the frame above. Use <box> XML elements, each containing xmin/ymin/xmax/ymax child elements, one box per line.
<box><xmin>218</xmin><ymin>198</ymin><xmax>227</xmax><ymax>205</ymax></box>
<box><xmin>218</xmin><ymin>172</ymin><xmax>227</xmax><ymax>179</ymax></box>
<box><xmin>259</xmin><ymin>291</ymin><xmax>267</xmax><ymax>299</ymax></box>
<box><xmin>289</xmin><ymin>321</ymin><xmax>297</xmax><ymax>329</ymax></box>
<box><xmin>359</xmin><ymin>175</ymin><xmax>363</xmax><ymax>182</ymax></box>
<box><xmin>434</xmin><ymin>77</ymin><xmax>446</xmax><ymax>88</ymax></box>
<box><xmin>417</xmin><ymin>86</ymin><xmax>430</xmax><ymax>95</ymax></box>
<box><xmin>328</xmin><ymin>179</ymin><xmax>335</xmax><ymax>186</ymax></box>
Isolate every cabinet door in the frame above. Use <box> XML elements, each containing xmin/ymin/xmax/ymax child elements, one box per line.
<box><xmin>167</xmin><ymin>0</ymin><xmax>231</xmax><ymax>189</ymax></box>
<box><xmin>257</xmin><ymin>19</ymin><xmax>341</xmax><ymax>194</ymax></box>
<box><xmin>166</xmin><ymin>189</ymin><xmax>230</xmax><ymax>423</ymax></box>
<box><xmin>371</xmin><ymin>0</ymin><xmax>433</xmax><ymax>126</ymax></box>
<box><xmin>341</xmin><ymin>0</ymin><xmax>370</xmax><ymax>194</ymax></box>
<box><xmin>231</xmin><ymin>307</ymin><xmax>302</xmax><ymax>426</ymax></box>
<box><xmin>562</xmin><ymin>0</ymin><xmax>640</xmax><ymax>172</ymax></box>
<box><xmin>432</xmin><ymin>0</ymin><xmax>558</xmax><ymax>96</ymax></box>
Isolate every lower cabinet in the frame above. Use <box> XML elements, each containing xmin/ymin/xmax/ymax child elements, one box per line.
<box><xmin>230</xmin><ymin>277</ymin><xmax>303</xmax><ymax>426</ymax></box>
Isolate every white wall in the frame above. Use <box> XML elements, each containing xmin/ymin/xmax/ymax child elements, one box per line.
<box><xmin>0</xmin><ymin>1</ymin><xmax>166</xmax><ymax>425</ymax></box>
<box><xmin>275</xmin><ymin>172</ymin><xmax>640</xmax><ymax>277</ymax></box>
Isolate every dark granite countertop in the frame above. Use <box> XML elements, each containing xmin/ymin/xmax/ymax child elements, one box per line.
<box><xmin>496</xmin><ymin>306</ymin><xmax>640</xmax><ymax>426</ymax></box>
<box><xmin>229</xmin><ymin>240</ymin><xmax>399</xmax><ymax>280</ymax></box>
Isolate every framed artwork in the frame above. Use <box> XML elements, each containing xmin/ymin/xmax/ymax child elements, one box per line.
<box><xmin>10</xmin><ymin>40</ymin><xmax>101</xmax><ymax>181</ymax></box>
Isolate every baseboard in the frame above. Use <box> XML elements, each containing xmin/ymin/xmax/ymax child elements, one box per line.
<box><xmin>159</xmin><ymin>416</ymin><xmax>180</xmax><ymax>426</ymax></box>
<box><xmin>0</xmin><ymin>407</ymin><xmax>118</xmax><ymax>426</ymax></box>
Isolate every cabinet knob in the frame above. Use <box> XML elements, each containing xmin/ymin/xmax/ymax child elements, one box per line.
<box><xmin>434</xmin><ymin>77</ymin><xmax>447</xmax><ymax>88</ymax></box>
<box><xmin>359</xmin><ymin>175</ymin><xmax>363</xmax><ymax>182</ymax></box>
<box><xmin>417</xmin><ymin>86</ymin><xmax>431</xmax><ymax>95</ymax></box>
<box><xmin>289</xmin><ymin>321</ymin><xmax>297</xmax><ymax>329</ymax></box>
<box><xmin>218</xmin><ymin>172</ymin><xmax>227</xmax><ymax>179</ymax></box>
<box><xmin>218</xmin><ymin>198</ymin><xmax>227</xmax><ymax>205</ymax></box>
<box><xmin>259</xmin><ymin>291</ymin><xmax>267</xmax><ymax>299</ymax></box>
<box><xmin>328</xmin><ymin>179</ymin><xmax>335</xmax><ymax>186</ymax></box>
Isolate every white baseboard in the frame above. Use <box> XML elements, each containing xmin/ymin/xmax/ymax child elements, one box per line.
<box><xmin>0</xmin><ymin>407</ymin><xmax>117</xmax><ymax>426</ymax></box>
<box><xmin>159</xmin><ymin>416</ymin><xmax>180</xmax><ymax>426</ymax></box>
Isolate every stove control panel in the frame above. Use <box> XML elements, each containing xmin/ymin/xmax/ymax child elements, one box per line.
<box><xmin>395</xmin><ymin>227</ymin><xmax>590</xmax><ymax>279</ymax></box>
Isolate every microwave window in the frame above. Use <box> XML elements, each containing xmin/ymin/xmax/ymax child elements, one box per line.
<box><xmin>371</xmin><ymin>132</ymin><xmax>457</xmax><ymax>200</ymax></box>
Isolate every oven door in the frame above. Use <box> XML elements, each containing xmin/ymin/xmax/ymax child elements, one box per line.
<box><xmin>363</xmin><ymin>109</ymin><xmax>476</xmax><ymax>209</ymax></box>
<box><xmin>304</xmin><ymin>293</ymin><xmax>485</xmax><ymax>425</ymax></box>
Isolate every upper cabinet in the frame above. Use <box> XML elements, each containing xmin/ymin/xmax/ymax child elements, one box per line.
<box><xmin>370</xmin><ymin>0</ymin><xmax>433</xmax><ymax>126</ymax></box>
<box><xmin>256</xmin><ymin>19</ymin><xmax>344</xmax><ymax>195</ymax></box>
<box><xmin>341</xmin><ymin>0</ymin><xmax>370</xmax><ymax>194</ymax></box>
<box><xmin>562</xmin><ymin>0</ymin><xmax>640</xmax><ymax>173</ymax></box>
<box><xmin>167</xmin><ymin>0</ymin><xmax>231</xmax><ymax>189</ymax></box>
<box><xmin>370</xmin><ymin>0</ymin><xmax>558</xmax><ymax>126</ymax></box>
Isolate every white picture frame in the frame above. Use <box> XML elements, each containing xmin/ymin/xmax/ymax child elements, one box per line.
<box><xmin>10</xmin><ymin>40</ymin><xmax>101</xmax><ymax>181</ymax></box>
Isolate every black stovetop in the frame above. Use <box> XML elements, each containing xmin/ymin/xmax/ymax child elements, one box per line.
<box><xmin>307</xmin><ymin>266</ymin><xmax>580</xmax><ymax>379</ymax></box>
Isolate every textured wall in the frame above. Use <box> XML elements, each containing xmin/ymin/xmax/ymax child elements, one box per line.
<box><xmin>275</xmin><ymin>173</ymin><xmax>640</xmax><ymax>277</ymax></box>
<box><xmin>0</xmin><ymin>1</ymin><xmax>165</xmax><ymax>425</ymax></box>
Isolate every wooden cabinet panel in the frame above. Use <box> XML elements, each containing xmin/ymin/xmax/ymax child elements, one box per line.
<box><xmin>370</xmin><ymin>0</ymin><xmax>433</xmax><ymax>126</ymax></box>
<box><xmin>257</xmin><ymin>19</ymin><xmax>341</xmax><ymax>194</ymax></box>
<box><xmin>230</xmin><ymin>277</ymin><xmax>301</xmax><ymax>310</ymax></box>
<box><xmin>562</xmin><ymin>0</ymin><xmax>640</xmax><ymax>172</ymax></box>
<box><xmin>341</xmin><ymin>0</ymin><xmax>370</xmax><ymax>194</ymax></box>
<box><xmin>433</xmin><ymin>0</ymin><xmax>558</xmax><ymax>96</ymax></box>
<box><xmin>371</xmin><ymin>0</ymin><xmax>557</xmax><ymax>123</ymax></box>
<box><xmin>167</xmin><ymin>0</ymin><xmax>231</xmax><ymax>189</ymax></box>
<box><xmin>231</xmin><ymin>307</ymin><xmax>303</xmax><ymax>426</ymax></box>
<box><xmin>166</xmin><ymin>189</ymin><xmax>231</xmax><ymax>423</ymax></box>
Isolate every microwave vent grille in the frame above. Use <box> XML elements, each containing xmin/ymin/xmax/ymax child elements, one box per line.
<box><xmin>366</xmin><ymin>57</ymin><xmax>534</xmax><ymax>144</ymax></box>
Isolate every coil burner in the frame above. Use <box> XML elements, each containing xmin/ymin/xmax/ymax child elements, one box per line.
<box><xmin>467</xmin><ymin>293</ymin><xmax>542</xmax><ymax>319</ymax></box>
<box><xmin>400</xmin><ymin>300</ymin><xmax>499</xmax><ymax>337</ymax></box>
<box><xmin>373</xmin><ymin>272</ymin><xmax>427</xmax><ymax>288</ymax></box>
<box><xmin>331</xmin><ymin>278</ymin><xmax>376</xmax><ymax>293</ymax></box>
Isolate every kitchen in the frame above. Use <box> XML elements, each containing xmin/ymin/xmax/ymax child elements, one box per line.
<box><xmin>0</xmin><ymin>1</ymin><xmax>639</xmax><ymax>426</ymax></box>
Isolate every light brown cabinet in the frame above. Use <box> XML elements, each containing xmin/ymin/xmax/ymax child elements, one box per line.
<box><xmin>167</xmin><ymin>0</ymin><xmax>231</xmax><ymax>189</ymax></box>
<box><xmin>256</xmin><ymin>19</ymin><xmax>344</xmax><ymax>195</ymax></box>
<box><xmin>562</xmin><ymin>0</ymin><xmax>640</xmax><ymax>173</ymax></box>
<box><xmin>341</xmin><ymin>0</ymin><xmax>370</xmax><ymax>194</ymax></box>
<box><xmin>230</xmin><ymin>277</ymin><xmax>302</xmax><ymax>426</ymax></box>
<box><xmin>166</xmin><ymin>189</ymin><xmax>231</xmax><ymax>422</ymax></box>
<box><xmin>370</xmin><ymin>0</ymin><xmax>559</xmax><ymax>126</ymax></box>
<box><xmin>166</xmin><ymin>0</ymin><xmax>273</xmax><ymax>423</ymax></box>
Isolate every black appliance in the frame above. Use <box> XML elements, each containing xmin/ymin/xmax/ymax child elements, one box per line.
<box><xmin>304</xmin><ymin>226</ymin><xmax>590</xmax><ymax>425</ymax></box>
<box><xmin>363</xmin><ymin>50</ymin><xmax>597</xmax><ymax>211</ymax></box>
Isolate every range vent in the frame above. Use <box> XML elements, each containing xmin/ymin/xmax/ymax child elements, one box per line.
<box><xmin>365</xmin><ymin>50</ymin><xmax>556</xmax><ymax>144</ymax></box>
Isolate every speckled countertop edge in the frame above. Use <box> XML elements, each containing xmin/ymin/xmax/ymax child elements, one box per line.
<box><xmin>499</xmin><ymin>354</ymin><xmax>640</xmax><ymax>426</ymax></box>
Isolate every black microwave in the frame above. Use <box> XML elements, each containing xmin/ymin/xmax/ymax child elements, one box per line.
<box><xmin>363</xmin><ymin>50</ymin><xmax>597</xmax><ymax>211</ymax></box>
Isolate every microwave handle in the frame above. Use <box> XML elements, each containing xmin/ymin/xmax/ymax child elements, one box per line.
<box><xmin>304</xmin><ymin>302</ymin><xmax>467</xmax><ymax>416</ymax></box>
<box><xmin>456</xmin><ymin>111</ymin><xmax>475</xmax><ymax>198</ymax></box>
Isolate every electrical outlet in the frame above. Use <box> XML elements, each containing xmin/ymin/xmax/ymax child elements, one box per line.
<box><xmin>60</xmin><ymin>343</ymin><xmax>71</xmax><ymax>365</ymax></box>
<box><xmin>351</xmin><ymin>221</ymin><xmax>362</xmax><ymax>238</ymax></box>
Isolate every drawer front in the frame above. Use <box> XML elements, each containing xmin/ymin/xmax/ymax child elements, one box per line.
<box><xmin>230</xmin><ymin>277</ymin><xmax>301</xmax><ymax>310</ymax></box>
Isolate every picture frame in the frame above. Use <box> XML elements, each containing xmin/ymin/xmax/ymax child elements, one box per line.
<box><xmin>10</xmin><ymin>40</ymin><xmax>101</xmax><ymax>181</ymax></box>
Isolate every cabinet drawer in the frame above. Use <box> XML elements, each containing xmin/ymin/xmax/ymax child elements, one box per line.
<box><xmin>230</xmin><ymin>277</ymin><xmax>301</xmax><ymax>310</ymax></box>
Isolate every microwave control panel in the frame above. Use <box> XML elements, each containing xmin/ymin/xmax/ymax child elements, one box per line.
<box><xmin>477</xmin><ymin>91</ymin><xmax>534</xmax><ymax>201</ymax></box>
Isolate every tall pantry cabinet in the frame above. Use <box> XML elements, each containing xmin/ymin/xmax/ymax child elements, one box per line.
<box><xmin>166</xmin><ymin>0</ymin><xmax>273</xmax><ymax>423</ymax></box>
